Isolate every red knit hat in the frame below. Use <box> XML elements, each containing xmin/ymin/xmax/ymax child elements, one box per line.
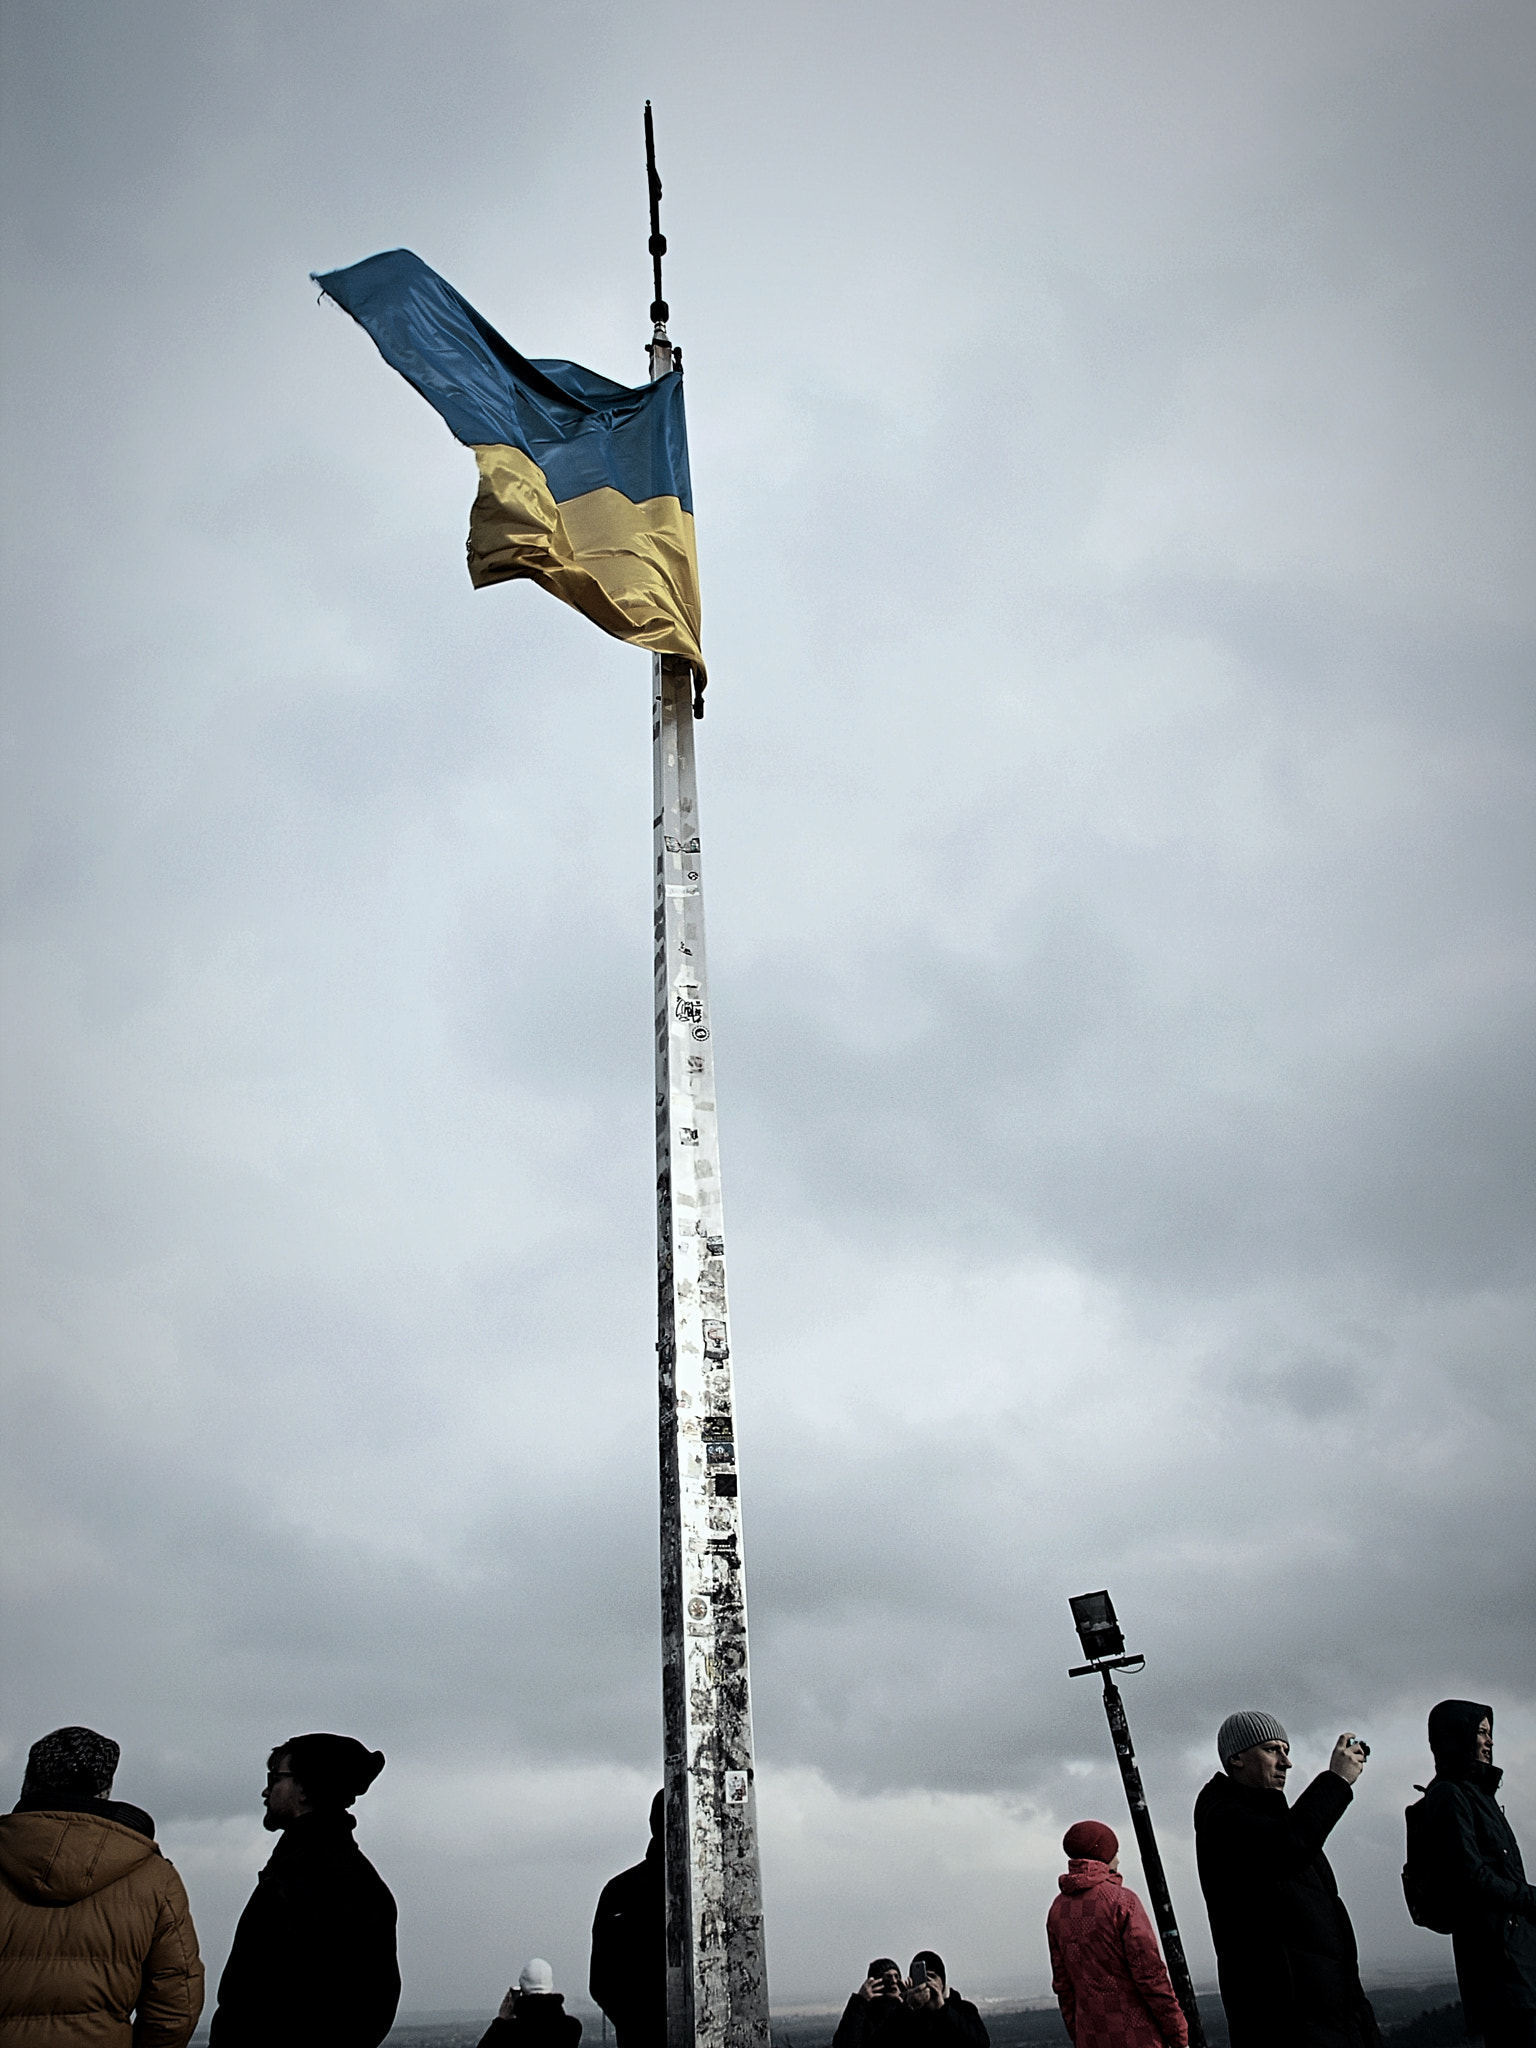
<box><xmin>1063</xmin><ymin>1820</ymin><xmax>1119</xmax><ymax>1863</ymax></box>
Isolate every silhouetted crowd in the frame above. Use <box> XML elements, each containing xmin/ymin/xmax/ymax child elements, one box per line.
<box><xmin>0</xmin><ymin>1697</ymin><xmax>1530</xmax><ymax>2048</ymax></box>
<box><xmin>1044</xmin><ymin>1702</ymin><xmax>1533</xmax><ymax>2048</ymax></box>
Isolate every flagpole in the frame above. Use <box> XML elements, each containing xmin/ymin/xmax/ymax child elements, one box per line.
<box><xmin>646</xmin><ymin>104</ymin><xmax>771</xmax><ymax>2048</ymax></box>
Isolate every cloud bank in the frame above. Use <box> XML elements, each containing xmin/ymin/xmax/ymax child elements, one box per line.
<box><xmin>3</xmin><ymin>0</ymin><xmax>1532</xmax><ymax>2011</ymax></box>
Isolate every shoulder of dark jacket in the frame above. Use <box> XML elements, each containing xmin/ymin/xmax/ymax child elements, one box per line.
<box><xmin>606</xmin><ymin>1854</ymin><xmax>658</xmax><ymax>1889</ymax></box>
<box><xmin>1195</xmin><ymin>1772</ymin><xmax>1284</xmax><ymax>1823</ymax></box>
<box><xmin>1194</xmin><ymin>1772</ymin><xmax>1237</xmax><ymax>1817</ymax></box>
<box><xmin>936</xmin><ymin>1996</ymin><xmax>988</xmax><ymax>2042</ymax></box>
<box><xmin>1420</xmin><ymin>1776</ymin><xmax>1469</xmax><ymax>1810</ymax></box>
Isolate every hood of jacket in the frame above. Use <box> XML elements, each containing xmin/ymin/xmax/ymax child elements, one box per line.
<box><xmin>13</xmin><ymin>1788</ymin><xmax>155</xmax><ymax>1837</ymax></box>
<box><xmin>1058</xmin><ymin>1858</ymin><xmax>1123</xmax><ymax>1894</ymax></box>
<box><xmin>1428</xmin><ymin>1698</ymin><xmax>1501</xmax><ymax>1792</ymax></box>
<box><xmin>0</xmin><ymin>1806</ymin><xmax>160</xmax><ymax>1904</ymax></box>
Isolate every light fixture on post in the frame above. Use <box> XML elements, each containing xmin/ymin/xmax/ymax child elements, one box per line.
<box><xmin>1067</xmin><ymin>1591</ymin><xmax>1205</xmax><ymax>2048</ymax></box>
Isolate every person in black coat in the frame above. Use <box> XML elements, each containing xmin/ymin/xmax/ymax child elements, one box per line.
<box><xmin>1194</xmin><ymin>1710</ymin><xmax>1379</xmax><ymax>2048</ymax></box>
<box><xmin>590</xmin><ymin>1790</ymin><xmax>666</xmax><ymax>2048</ymax></box>
<box><xmin>478</xmin><ymin>1957</ymin><xmax>583</xmax><ymax>2048</ymax></box>
<box><xmin>833</xmin><ymin>1957</ymin><xmax>913</xmax><ymax>2048</ymax></box>
<box><xmin>209</xmin><ymin>1732</ymin><xmax>400</xmax><ymax>2048</ymax></box>
<box><xmin>1415</xmin><ymin>1699</ymin><xmax>1536</xmax><ymax>2048</ymax></box>
<box><xmin>902</xmin><ymin>1951</ymin><xmax>990</xmax><ymax>2048</ymax></box>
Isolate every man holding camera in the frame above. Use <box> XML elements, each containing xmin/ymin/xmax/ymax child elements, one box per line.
<box><xmin>1194</xmin><ymin>1711</ymin><xmax>1380</xmax><ymax>2048</ymax></box>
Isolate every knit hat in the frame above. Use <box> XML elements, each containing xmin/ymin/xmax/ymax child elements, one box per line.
<box><xmin>1217</xmin><ymin>1711</ymin><xmax>1288</xmax><ymax>1765</ymax></box>
<box><xmin>519</xmin><ymin>1959</ymin><xmax>555</xmax><ymax>1996</ymax></box>
<box><xmin>275</xmin><ymin>1733</ymin><xmax>385</xmax><ymax>1809</ymax></box>
<box><xmin>910</xmin><ymin>1951</ymin><xmax>946</xmax><ymax>1986</ymax></box>
<box><xmin>25</xmin><ymin>1726</ymin><xmax>120</xmax><ymax>1796</ymax></box>
<box><xmin>1063</xmin><ymin>1820</ymin><xmax>1119</xmax><ymax>1863</ymax></box>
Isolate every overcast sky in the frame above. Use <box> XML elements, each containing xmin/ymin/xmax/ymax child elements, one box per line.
<box><xmin>2</xmin><ymin>0</ymin><xmax>1533</xmax><ymax>2020</ymax></box>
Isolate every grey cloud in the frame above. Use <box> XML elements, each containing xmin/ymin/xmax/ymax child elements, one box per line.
<box><xmin>4</xmin><ymin>0</ymin><xmax>1535</xmax><ymax>2007</ymax></box>
<box><xmin>723</xmin><ymin>925</ymin><xmax>1535</xmax><ymax>1292</ymax></box>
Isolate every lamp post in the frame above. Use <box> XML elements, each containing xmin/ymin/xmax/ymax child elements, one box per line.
<box><xmin>1067</xmin><ymin>1591</ymin><xmax>1206</xmax><ymax>2048</ymax></box>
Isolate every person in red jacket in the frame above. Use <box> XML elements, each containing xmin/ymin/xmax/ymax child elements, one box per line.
<box><xmin>1047</xmin><ymin>1821</ymin><xmax>1188</xmax><ymax>2048</ymax></box>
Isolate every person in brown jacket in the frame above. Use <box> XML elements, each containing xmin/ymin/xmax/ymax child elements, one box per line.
<box><xmin>0</xmin><ymin>1724</ymin><xmax>203</xmax><ymax>2047</ymax></box>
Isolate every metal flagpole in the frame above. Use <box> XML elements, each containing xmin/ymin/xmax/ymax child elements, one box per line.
<box><xmin>1067</xmin><ymin>1592</ymin><xmax>1207</xmax><ymax>2048</ymax></box>
<box><xmin>646</xmin><ymin>102</ymin><xmax>771</xmax><ymax>2048</ymax></box>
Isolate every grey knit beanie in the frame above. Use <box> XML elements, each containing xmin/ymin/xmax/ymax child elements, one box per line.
<box><xmin>1217</xmin><ymin>1711</ymin><xmax>1288</xmax><ymax>1765</ymax></box>
<box><xmin>25</xmin><ymin>1726</ymin><xmax>120</xmax><ymax>1795</ymax></box>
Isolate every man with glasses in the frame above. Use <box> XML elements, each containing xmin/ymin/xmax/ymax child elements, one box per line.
<box><xmin>209</xmin><ymin>1732</ymin><xmax>399</xmax><ymax>2048</ymax></box>
<box><xmin>1194</xmin><ymin>1711</ymin><xmax>1378</xmax><ymax>2048</ymax></box>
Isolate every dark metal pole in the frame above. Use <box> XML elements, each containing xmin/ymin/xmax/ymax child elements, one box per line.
<box><xmin>1096</xmin><ymin>1667</ymin><xmax>1207</xmax><ymax>2048</ymax></box>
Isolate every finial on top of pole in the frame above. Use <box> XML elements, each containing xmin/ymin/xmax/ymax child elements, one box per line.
<box><xmin>644</xmin><ymin>102</ymin><xmax>677</xmax><ymax>380</ymax></box>
<box><xmin>643</xmin><ymin>103</ymin><xmax>698</xmax><ymax>712</ymax></box>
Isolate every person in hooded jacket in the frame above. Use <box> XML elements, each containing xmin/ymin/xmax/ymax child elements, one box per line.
<box><xmin>208</xmin><ymin>1732</ymin><xmax>400</xmax><ymax>2048</ymax></box>
<box><xmin>1414</xmin><ymin>1700</ymin><xmax>1536</xmax><ymax>2048</ymax></box>
<box><xmin>589</xmin><ymin>1790</ymin><xmax>666</xmax><ymax>2048</ymax></box>
<box><xmin>1194</xmin><ymin>1709</ymin><xmax>1379</xmax><ymax>2048</ymax></box>
<box><xmin>1046</xmin><ymin>1821</ymin><xmax>1188</xmax><ymax>2048</ymax></box>
<box><xmin>0</xmin><ymin>1724</ymin><xmax>204</xmax><ymax>2048</ymax></box>
<box><xmin>902</xmin><ymin>1951</ymin><xmax>989</xmax><ymax>2048</ymax></box>
<box><xmin>832</xmin><ymin>1956</ymin><xmax>912</xmax><ymax>2048</ymax></box>
<box><xmin>478</xmin><ymin>1957</ymin><xmax>583</xmax><ymax>2048</ymax></box>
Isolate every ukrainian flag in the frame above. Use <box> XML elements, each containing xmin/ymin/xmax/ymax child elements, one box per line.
<box><xmin>314</xmin><ymin>249</ymin><xmax>703</xmax><ymax>677</ymax></box>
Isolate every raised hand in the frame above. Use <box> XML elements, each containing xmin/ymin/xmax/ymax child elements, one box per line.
<box><xmin>1329</xmin><ymin>1732</ymin><xmax>1367</xmax><ymax>1785</ymax></box>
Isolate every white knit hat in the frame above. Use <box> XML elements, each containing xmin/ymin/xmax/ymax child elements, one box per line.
<box><xmin>1217</xmin><ymin>1710</ymin><xmax>1289</xmax><ymax>1764</ymax></box>
<box><xmin>520</xmin><ymin>1959</ymin><xmax>556</xmax><ymax>1996</ymax></box>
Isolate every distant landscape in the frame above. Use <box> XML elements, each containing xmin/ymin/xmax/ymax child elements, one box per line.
<box><xmin>362</xmin><ymin>1981</ymin><xmax>1468</xmax><ymax>2048</ymax></box>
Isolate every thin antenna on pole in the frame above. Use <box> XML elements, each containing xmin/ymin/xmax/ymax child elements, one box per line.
<box><xmin>645</xmin><ymin>101</ymin><xmax>695</xmax><ymax>711</ymax></box>
<box><xmin>644</xmin><ymin>102</ymin><xmax>677</xmax><ymax>380</ymax></box>
<box><xmin>645</xmin><ymin>100</ymin><xmax>668</xmax><ymax>327</ymax></box>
